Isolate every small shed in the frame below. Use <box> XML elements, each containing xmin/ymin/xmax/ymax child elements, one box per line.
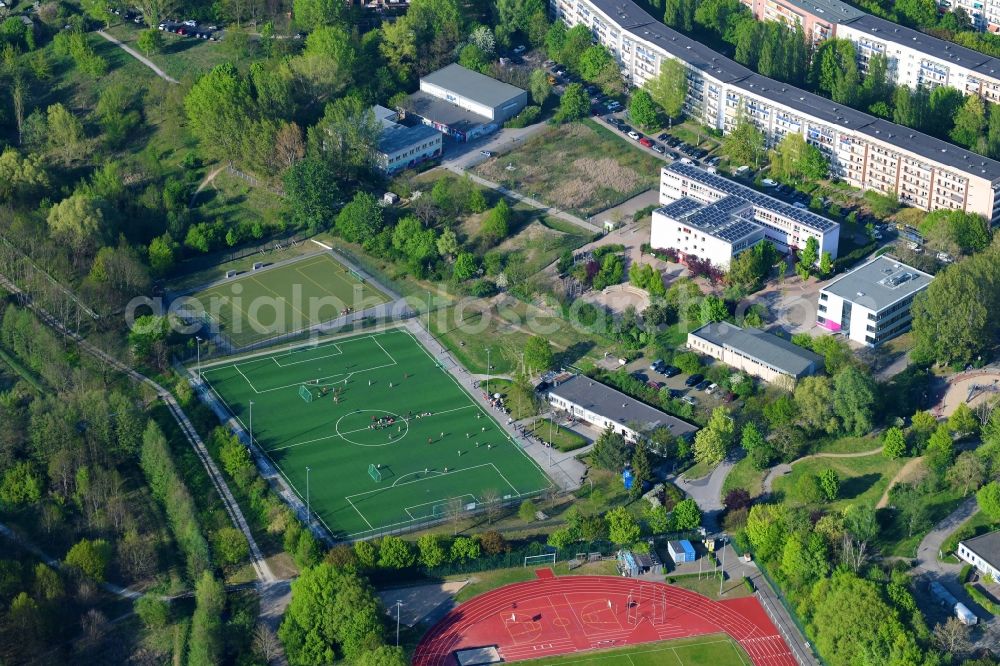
<box><xmin>382</xmin><ymin>192</ymin><xmax>400</xmax><ymax>205</ymax></box>
<box><xmin>667</xmin><ymin>540</ymin><xmax>696</xmax><ymax>564</ymax></box>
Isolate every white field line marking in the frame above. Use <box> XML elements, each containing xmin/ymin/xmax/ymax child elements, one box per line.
<box><xmin>266</xmin><ymin>404</ymin><xmax>475</xmax><ymax>452</ymax></box>
<box><xmin>345</xmin><ymin>496</ymin><xmax>374</xmax><ymax>530</ymax></box>
<box><xmin>271</xmin><ymin>344</ymin><xmax>345</xmax><ymax>368</ymax></box>
<box><xmin>310</xmin><ymin>238</ymin><xmax>333</xmax><ymax>249</ymax></box>
<box><xmin>234</xmin><ymin>364</ymin><xmax>259</xmax><ymax>394</ymax></box>
<box><xmin>403</xmin><ymin>493</ymin><xmax>477</xmax><ymax>519</ymax></box>
<box><xmin>345</xmin><ymin>462</ymin><xmax>508</xmax><ymax>501</ymax></box>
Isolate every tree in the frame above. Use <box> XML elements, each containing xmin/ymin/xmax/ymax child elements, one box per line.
<box><xmin>694</xmin><ymin>407</ymin><xmax>736</xmax><ymax>466</ymax></box>
<box><xmin>135</xmin><ymin>596</ymin><xmax>170</xmax><ymax>630</ymax></box>
<box><xmin>947</xmin><ymin>451</ymin><xmax>986</xmax><ymax>496</ymax></box>
<box><xmin>185</xmin><ymin>64</ymin><xmax>253</xmax><ymax>161</ymax></box>
<box><xmin>136</xmin><ymin>29</ymin><xmax>163</xmax><ymax>57</ymax></box>
<box><xmin>631</xmin><ymin>441</ymin><xmax>652</xmax><ymax>490</ymax></box>
<box><xmin>832</xmin><ymin>367</ymin><xmax>875</xmax><ymax>437</ymax></box>
<box><xmin>606</xmin><ymin>506</ymin><xmax>641</xmax><ymax>546</ymax></box>
<box><xmin>518</xmin><ymin>499</ymin><xmax>537</xmax><ymax>523</ymax></box>
<box><xmin>949</xmin><ymin>402</ymin><xmax>979</xmax><ymax>437</ymax></box>
<box><xmin>646</xmin><ymin>58</ymin><xmax>687</xmax><ymax>120</ymax></box>
<box><xmin>336</xmin><ymin>192</ymin><xmax>384</xmax><ymax>244</ymax></box>
<box><xmin>417</xmin><ymin>534</ymin><xmax>448</xmax><ymax>568</ymax></box>
<box><xmin>882</xmin><ymin>426</ymin><xmax>907</xmax><ymax>459</ymax></box>
<box><xmin>453</xmin><ymin>252</ymin><xmax>478</xmax><ymax>281</ymax></box>
<box><xmin>556</xmin><ymin>83</ymin><xmax>590</xmax><ymax>122</ymax></box>
<box><xmin>64</xmin><ymin>538</ymin><xmax>112</xmax><ymax>582</ymax></box>
<box><xmin>673</xmin><ymin>498</ymin><xmax>702</xmax><ymax>530</ymax></box>
<box><xmin>523</xmin><ymin>336</ymin><xmax>555</xmax><ymax>374</ymax></box>
<box><xmin>745</xmin><ymin>503</ymin><xmax>788</xmax><ymax>561</ymax></box>
<box><xmin>279</xmin><ymin>563</ymin><xmax>385</xmax><ymax>664</ymax></box>
<box><xmin>770</xmin><ymin>133</ymin><xmax>828</xmax><ymax>184</ymax></box>
<box><xmin>818</xmin><ymin>252</ymin><xmax>833</xmax><ymax>277</ymax></box>
<box><xmin>378</xmin><ymin>535</ymin><xmax>415</xmax><ymax>569</ymax></box>
<box><xmin>284</xmin><ymin>158</ymin><xmax>340</xmax><ymax>232</ymax></box>
<box><xmin>480</xmin><ymin>530</ymin><xmax>508</xmax><ymax>555</ymax></box>
<box><xmin>794</xmin><ymin>376</ymin><xmax>839</xmax><ymax>434</ymax></box>
<box><xmin>629</xmin><ymin>89</ymin><xmax>659</xmax><ymax>129</ymax></box>
<box><xmin>926</xmin><ymin>424</ymin><xmax>955</xmax><ymax>473</ymax></box>
<box><xmin>933</xmin><ymin>616</ymin><xmax>972</xmax><ymax>656</ymax></box>
<box><xmin>977</xmin><ymin>480</ymin><xmax>1000</xmax><ymax>522</ymax></box>
<box><xmin>699</xmin><ymin>295</ymin><xmax>728</xmax><ymax>324</ymax></box>
<box><xmin>722</xmin><ymin>116</ymin><xmax>765</xmax><ymax>168</ymax></box>
<box><xmin>450</xmin><ymin>536</ymin><xmax>480</xmax><ymax>562</ymax></box>
<box><xmin>818</xmin><ymin>469</ymin><xmax>840</xmax><ymax>501</ymax></box>
<box><xmin>591</xmin><ymin>427</ymin><xmax>629</xmax><ymax>471</ymax></box>
<box><xmin>481</xmin><ymin>199</ymin><xmax>511</xmax><ymax>245</ymax></box>
<box><xmin>951</xmin><ymin>95</ymin><xmax>987</xmax><ymax>150</ymax></box>
<box><xmin>724</xmin><ymin>488</ymin><xmax>753</xmax><ymax>512</ymax></box>
<box><xmin>253</xmin><ymin>623</ymin><xmax>283</xmax><ymax>664</ymax></box>
<box><xmin>0</xmin><ymin>462</ymin><xmax>41</xmax><ymax>507</ymax></box>
<box><xmin>293</xmin><ymin>0</ymin><xmax>345</xmax><ymax>30</ymax></box>
<box><xmin>213</xmin><ymin>527</ymin><xmax>249</xmax><ymax>566</ymax></box>
<box><xmin>529</xmin><ymin>68</ymin><xmax>552</xmax><ymax>106</ymax></box>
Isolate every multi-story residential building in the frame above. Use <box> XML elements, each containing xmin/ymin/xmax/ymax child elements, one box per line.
<box><xmin>948</xmin><ymin>0</ymin><xmax>1000</xmax><ymax>32</ymax></box>
<box><xmin>373</xmin><ymin>105</ymin><xmax>443</xmax><ymax>174</ymax></box>
<box><xmin>687</xmin><ymin>321</ymin><xmax>825</xmax><ymax>385</ymax></box>
<box><xmin>816</xmin><ymin>255</ymin><xmax>933</xmax><ymax>345</ymax></box>
<box><xmin>740</xmin><ymin>0</ymin><xmax>862</xmax><ymax>43</ymax></box>
<box><xmin>550</xmin><ymin>0</ymin><xmax>1000</xmax><ymax>221</ymax></box>
<box><xmin>837</xmin><ymin>15</ymin><xmax>1000</xmax><ymax>102</ymax></box>
<box><xmin>652</xmin><ymin>163</ymin><xmax>840</xmax><ymax>268</ymax></box>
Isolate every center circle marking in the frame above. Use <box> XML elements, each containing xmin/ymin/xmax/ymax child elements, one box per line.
<box><xmin>335</xmin><ymin>409</ymin><xmax>408</xmax><ymax>447</ymax></box>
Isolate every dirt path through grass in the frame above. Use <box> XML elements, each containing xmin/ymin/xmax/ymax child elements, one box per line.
<box><xmin>97</xmin><ymin>30</ymin><xmax>179</xmax><ymax>84</ymax></box>
<box><xmin>876</xmin><ymin>456</ymin><xmax>925</xmax><ymax>509</ymax></box>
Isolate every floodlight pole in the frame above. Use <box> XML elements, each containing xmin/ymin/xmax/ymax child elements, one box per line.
<box><xmin>248</xmin><ymin>400</ymin><xmax>254</xmax><ymax>447</ymax></box>
<box><xmin>719</xmin><ymin>534</ymin><xmax>728</xmax><ymax>597</ymax></box>
<box><xmin>196</xmin><ymin>336</ymin><xmax>202</xmax><ymax>379</ymax></box>
<box><xmin>395</xmin><ymin>599</ymin><xmax>403</xmax><ymax>646</ymax></box>
<box><xmin>306</xmin><ymin>466</ymin><xmax>312</xmax><ymax>528</ymax></box>
<box><xmin>486</xmin><ymin>348</ymin><xmax>491</xmax><ymax>396</ymax></box>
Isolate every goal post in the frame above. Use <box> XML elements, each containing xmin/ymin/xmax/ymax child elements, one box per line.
<box><xmin>368</xmin><ymin>463</ymin><xmax>382</xmax><ymax>482</ymax></box>
<box><xmin>524</xmin><ymin>552</ymin><xmax>556</xmax><ymax>567</ymax></box>
<box><xmin>299</xmin><ymin>385</ymin><xmax>314</xmax><ymax>403</ymax></box>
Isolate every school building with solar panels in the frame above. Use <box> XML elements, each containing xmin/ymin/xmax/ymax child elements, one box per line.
<box><xmin>651</xmin><ymin>163</ymin><xmax>840</xmax><ymax>270</ymax></box>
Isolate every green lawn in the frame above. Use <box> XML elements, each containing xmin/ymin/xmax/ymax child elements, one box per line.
<box><xmin>451</xmin><ymin>559</ymin><xmax>618</xmax><ymax>602</ymax></box>
<box><xmin>527</xmin><ymin>418</ymin><xmax>589</xmax><ymax>452</ymax></box>
<box><xmin>200</xmin><ymin>328</ymin><xmax>553</xmax><ymax>538</ymax></box>
<box><xmin>722</xmin><ymin>457</ymin><xmax>766</xmax><ymax>497</ymax></box>
<box><xmin>103</xmin><ymin>23</ymin><xmax>235</xmax><ymax>81</ymax></box>
<box><xmin>474</xmin><ymin>120</ymin><xmax>663</xmax><ymax>217</ymax></box>
<box><xmin>773</xmin><ymin>454</ymin><xmax>904</xmax><ymax>512</ymax></box>
<box><xmin>515</xmin><ymin>634</ymin><xmax>750</xmax><ymax>666</ymax></box>
<box><xmin>187</xmin><ymin>252</ymin><xmax>389</xmax><ymax>347</ymax></box>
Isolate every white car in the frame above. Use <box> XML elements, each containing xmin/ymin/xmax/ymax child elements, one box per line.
<box><xmin>480</xmin><ymin>150</ymin><xmax>493</xmax><ymax>157</ymax></box>
<box><xmin>682</xmin><ymin>395</ymin><xmax>697</xmax><ymax>406</ymax></box>
<box><xmin>680</xmin><ymin>157</ymin><xmax>693</xmax><ymax>164</ymax></box>
<box><xmin>627</xmin><ymin>130</ymin><xmax>640</xmax><ymax>140</ymax></box>
<box><xmin>705</xmin><ymin>383</ymin><xmax>718</xmax><ymax>394</ymax></box>
<box><xmin>936</xmin><ymin>252</ymin><xmax>953</xmax><ymax>263</ymax></box>
<box><xmin>606</xmin><ymin>100</ymin><xmax>622</xmax><ymax>110</ymax></box>
<box><xmin>513</xmin><ymin>45</ymin><xmax>526</xmax><ymax>54</ymax></box>
<box><xmin>182</xmin><ymin>19</ymin><xmax>197</xmax><ymax>26</ymax></box>
<box><xmin>762</xmin><ymin>178</ymin><xmax>777</xmax><ymax>187</ymax></box>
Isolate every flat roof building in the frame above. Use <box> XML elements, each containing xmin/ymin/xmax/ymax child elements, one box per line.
<box><xmin>687</xmin><ymin>321</ymin><xmax>824</xmax><ymax>385</ymax></box>
<box><xmin>403</xmin><ymin>64</ymin><xmax>528</xmax><ymax>142</ymax></box>
<box><xmin>653</xmin><ymin>163</ymin><xmax>840</xmax><ymax>269</ymax></box>
<box><xmin>550</xmin><ymin>0</ymin><xmax>1000</xmax><ymax>221</ymax></box>
<box><xmin>740</xmin><ymin>0</ymin><xmax>862</xmax><ymax>43</ymax></box>
<box><xmin>958</xmin><ymin>531</ymin><xmax>1000</xmax><ymax>581</ymax></box>
<box><xmin>817</xmin><ymin>255</ymin><xmax>933</xmax><ymax>345</ymax></box>
<box><xmin>373</xmin><ymin>105</ymin><xmax>442</xmax><ymax>174</ymax></box>
<box><xmin>547</xmin><ymin>374</ymin><xmax>697</xmax><ymax>443</ymax></box>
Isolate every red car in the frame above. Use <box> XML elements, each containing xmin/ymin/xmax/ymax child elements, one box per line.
<box><xmin>639</xmin><ymin>137</ymin><xmax>654</xmax><ymax>148</ymax></box>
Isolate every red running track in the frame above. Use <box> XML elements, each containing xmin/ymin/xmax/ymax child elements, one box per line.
<box><xmin>412</xmin><ymin>575</ymin><xmax>796</xmax><ymax>666</ymax></box>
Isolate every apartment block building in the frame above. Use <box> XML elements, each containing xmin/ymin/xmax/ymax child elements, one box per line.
<box><xmin>550</xmin><ymin>0</ymin><xmax>1000</xmax><ymax>221</ymax></box>
<box><xmin>687</xmin><ymin>321</ymin><xmax>824</xmax><ymax>385</ymax></box>
<box><xmin>816</xmin><ymin>255</ymin><xmax>933</xmax><ymax>345</ymax></box>
<box><xmin>740</xmin><ymin>0</ymin><xmax>862</xmax><ymax>43</ymax></box>
<box><xmin>948</xmin><ymin>0</ymin><xmax>1000</xmax><ymax>32</ymax></box>
<box><xmin>652</xmin><ymin>163</ymin><xmax>839</xmax><ymax>268</ymax></box>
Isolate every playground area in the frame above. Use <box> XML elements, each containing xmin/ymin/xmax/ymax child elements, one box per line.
<box><xmin>936</xmin><ymin>368</ymin><xmax>1000</xmax><ymax>417</ymax></box>
<box><xmin>413</xmin><ymin>573</ymin><xmax>795</xmax><ymax>666</ymax></box>
<box><xmin>187</xmin><ymin>252</ymin><xmax>390</xmax><ymax>347</ymax></box>
<box><xmin>199</xmin><ymin>327</ymin><xmax>552</xmax><ymax>538</ymax></box>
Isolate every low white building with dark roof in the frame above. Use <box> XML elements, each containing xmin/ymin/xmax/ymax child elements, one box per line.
<box><xmin>546</xmin><ymin>374</ymin><xmax>697</xmax><ymax>443</ymax></box>
<box><xmin>687</xmin><ymin>322</ymin><xmax>824</xmax><ymax>385</ymax></box>
<box><xmin>958</xmin><ymin>531</ymin><xmax>1000</xmax><ymax>581</ymax></box>
<box><xmin>817</xmin><ymin>255</ymin><xmax>933</xmax><ymax>346</ymax></box>
<box><xmin>373</xmin><ymin>105</ymin><xmax>442</xmax><ymax>174</ymax></box>
<box><xmin>402</xmin><ymin>64</ymin><xmax>527</xmax><ymax>142</ymax></box>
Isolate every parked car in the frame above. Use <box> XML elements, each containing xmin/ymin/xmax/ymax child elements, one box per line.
<box><xmin>668</xmin><ymin>151</ymin><xmax>681</xmax><ymax>160</ymax></box>
<box><xmin>685</xmin><ymin>373</ymin><xmax>705</xmax><ymax>387</ymax></box>
<box><xmin>606</xmin><ymin>100</ymin><xmax>622</xmax><ymax>111</ymax></box>
<box><xmin>650</xmin><ymin>359</ymin><xmax>665</xmax><ymax>372</ymax></box>
<box><xmin>662</xmin><ymin>365</ymin><xmax>680</xmax><ymax>378</ymax></box>
<box><xmin>639</xmin><ymin>137</ymin><xmax>653</xmax><ymax>147</ymax></box>
<box><xmin>723</xmin><ymin>392</ymin><xmax>736</xmax><ymax>403</ymax></box>
<box><xmin>706</xmin><ymin>383</ymin><xmax>719</xmax><ymax>394</ymax></box>
<box><xmin>682</xmin><ymin>395</ymin><xmax>698</xmax><ymax>406</ymax></box>
<box><xmin>646</xmin><ymin>380</ymin><xmax>663</xmax><ymax>391</ymax></box>
<box><xmin>735</xmin><ymin>165</ymin><xmax>751</xmax><ymax>175</ymax></box>
<box><xmin>480</xmin><ymin>150</ymin><xmax>493</xmax><ymax>157</ymax></box>
<box><xmin>604</xmin><ymin>115</ymin><xmax>619</xmax><ymax>125</ymax></box>
<box><xmin>936</xmin><ymin>252</ymin><xmax>953</xmax><ymax>263</ymax></box>
<box><xmin>627</xmin><ymin>130</ymin><xmax>641</xmax><ymax>140</ymax></box>
<box><xmin>658</xmin><ymin>133</ymin><xmax>670</xmax><ymax>141</ymax></box>
<box><xmin>513</xmin><ymin>45</ymin><xmax>526</xmax><ymax>54</ymax></box>
<box><xmin>695</xmin><ymin>380</ymin><xmax>712</xmax><ymax>391</ymax></box>
<box><xmin>618</xmin><ymin>124</ymin><xmax>632</xmax><ymax>134</ymax></box>
<box><xmin>652</xmin><ymin>144</ymin><xmax>665</xmax><ymax>154</ymax></box>
<box><xmin>762</xmin><ymin>178</ymin><xmax>778</xmax><ymax>187</ymax></box>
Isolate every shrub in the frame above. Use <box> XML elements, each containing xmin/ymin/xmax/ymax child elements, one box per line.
<box><xmin>742</xmin><ymin>576</ymin><xmax>755</xmax><ymax>592</ymax></box>
<box><xmin>504</xmin><ymin>105</ymin><xmax>542</xmax><ymax>129</ymax></box>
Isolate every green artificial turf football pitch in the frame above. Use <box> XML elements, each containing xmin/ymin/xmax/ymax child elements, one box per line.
<box><xmin>200</xmin><ymin>327</ymin><xmax>553</xmax><ymax>538</ymax></box>
<box><xmin>191</xmin><ymin>252</ymin><xmax>390</xmax><ymax>347</ymax></box>
<box><xmin>516</xmin><ymin>635</ymin><xmax>750</xmax><ymax>666</ymax></box>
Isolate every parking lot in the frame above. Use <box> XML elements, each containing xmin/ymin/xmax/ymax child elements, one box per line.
<box><xmin>614</xmin><ymin>355</ymin><xmax>732</xmax><ymax>414</ymax></box>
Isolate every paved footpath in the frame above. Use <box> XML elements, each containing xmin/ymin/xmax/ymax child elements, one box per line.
<box><xmin>96</xmin><ymin>30</ymin><xmax>179</xmax><ymax>84</ymax></box>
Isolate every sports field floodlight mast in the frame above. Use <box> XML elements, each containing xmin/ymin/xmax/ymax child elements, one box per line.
<box><xmin>306</xmin><ymin>466</ymin><xmax>312</xmax><ymax>527</ymax></box>
<box><xmin>248</xmin><ymin>400</ymin><xmax>254</xmax><ymax>447</ymax></box>
<box><xmin>719</xmin><ymin>534</ymin><xmax>728</xmax><ymax>596</ymax></box>
<box><xmin>196</xmin><ymin>336</ymin><xmax>202</xmax><ymax>379</ymax></box>
<box><xmin>395</xmin><ymin>599</ymin><xmax>403</xmax><ymax>646</ymax></box>
<box><xmin>486</xmin><ymin>348</ymin><xmax>491</xmax><ymax>396</ymax></box>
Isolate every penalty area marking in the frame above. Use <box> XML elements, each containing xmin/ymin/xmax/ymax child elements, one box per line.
<box><xmin>403</xmin><ymin>493</ymin><xmax>477</xmax><ymax>519</ymax></box>
<box><xmin>345</xmin><ymin>462</ymin><xmax>520</xmax><ymax>503</ymax></box>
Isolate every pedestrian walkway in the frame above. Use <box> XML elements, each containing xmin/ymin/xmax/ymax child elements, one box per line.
<box><xmin>96</xmin><ymin>30</ymin><xmax>179</xmax><ymax>84</ymax></box>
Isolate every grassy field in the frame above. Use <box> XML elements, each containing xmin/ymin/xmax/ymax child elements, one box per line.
<box><xmin>200</xmin><ymin>328</ymin><xmax>553</xmax><ymax>538</ymax></box>
<box><xmin>188</xmin><ymin>252</ymin><xmax>389</xmax><ymax>347</ymax></box>
<box><xmin>773</xmin><ymin>454</ymin><xmax>904</xmax><ymax>512</ymax></box>
<box><xmin>451</xmin><ymin>559</ymin><xmax>618</xmax><ymax>602</ymax></box>
<box><xmin>429</xmin><ymin>296</ymin><xmax>606</xmax><ymax>375</ymax></box>
<box><xmin>722</xmin><ymin>457</ymin><xmax>766</xmax><ymax>497</ymax></box>
<box><xmin>526</xmin><ymin>418</ymin><xmax>589</xmax><ymax>452</ymax></box>
<box><xmin>103</xmin><ymin>23</ymin><xmax>234</xmax><ymax>81</ymax></box>
<box><xmin>167</xmin><ymin>239</ymin><xmax>320</xmax><ymax>292</ymax></box>
<box><xmin>474</xmin><ymin>120</ymin><xmax>662</xmax><ymax>217</ymax></box>
<box><xmin>515</xmin><ymin>635</ymin><xmax>750</xmax><ymax>666</ymax></box>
